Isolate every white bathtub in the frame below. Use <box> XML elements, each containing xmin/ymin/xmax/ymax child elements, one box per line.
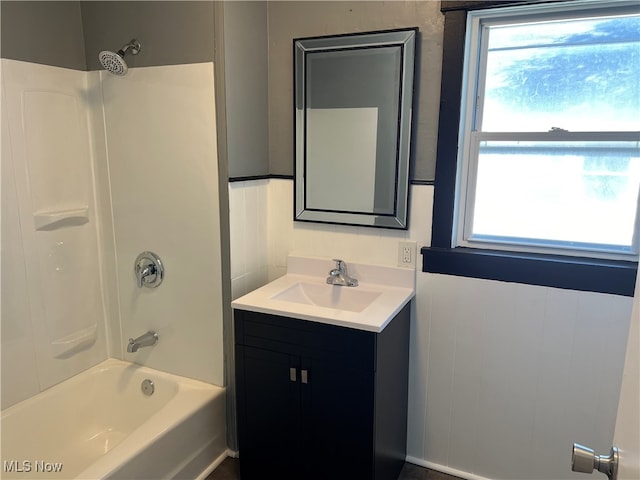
<box><xmin>1</xmin><ymin>359</ymin><xmax>227</xmax><ymax>479</ymax></box>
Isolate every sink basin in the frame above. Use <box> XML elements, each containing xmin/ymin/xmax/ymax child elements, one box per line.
<box><xmin>271</xmin><ymin>282</ymin><xmax>382</xmax><ymax>312</ymax></box>
<box><xmin>231</xmin><ymin>256</ymin><xmax>415</xmax><ymax>332</ymax></box>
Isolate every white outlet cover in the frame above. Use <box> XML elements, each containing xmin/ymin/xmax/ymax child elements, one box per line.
<box><xmin>398</xmin><ymin>241</ymin><xmax>417</xmax><ymax>268</ymax></box>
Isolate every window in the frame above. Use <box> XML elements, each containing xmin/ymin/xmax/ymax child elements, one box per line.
<box><xmin>423</xmin><ymin>0</ymin><xmax>639</xmax><ymax>295</ymax></box>
<box><xmin>458</xmin><ymin>2</ymin><xmax>640</xmax><ymax>258</ymax></box>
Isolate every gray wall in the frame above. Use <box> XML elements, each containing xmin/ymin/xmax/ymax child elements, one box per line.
<box><xmin>81</xmin><ymin>1</ymin><xmax>214</xmax><ymax>70</ymax></box>
<box><xmin>222</xmin><ymin>1</ymin><xmax>269</xmax><ymax>179</ymax></box>
<box><xmin>1</xmin><ymin>1</ymin><xmax>444</xmax><ymax>182</ymax></box>
<box><xmin>268</xmin><ymin>1</ymin><xmax>444</xmax><ymax>182</ymax></box>
<box><xmin>1</xmin><ymin>1</ymin><xmax>215</xmax><ymax>70</ymax></box>
<box><xmin>1</xmin><ymin>1</ymin><xmax>86</xmax><ymax>70</ymax></box>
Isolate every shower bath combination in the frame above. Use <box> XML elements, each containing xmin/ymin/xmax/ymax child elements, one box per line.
<box><xmin>98</xmin><ymin>39</ymin><xmax>141</xmax><ymax>75</ymax></box>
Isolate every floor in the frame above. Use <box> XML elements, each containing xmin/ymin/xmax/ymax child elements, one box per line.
<box><xmin>207</xmin><ymin>457</ymin><xmax>462</xmax><ymax>480</ymax></box>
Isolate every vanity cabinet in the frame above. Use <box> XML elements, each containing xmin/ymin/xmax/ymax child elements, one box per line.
<box><xmin>234</xmin><ymin>304</ymin><xmax>410</xmax><ymax>480</ymax></box>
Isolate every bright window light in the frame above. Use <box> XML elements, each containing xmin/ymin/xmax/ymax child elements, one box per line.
<box><xmin>481</xmin><ymin>15</ymin><xmax>640</xmax><ymax>132</ymax></box>
<box><xmin>457</xmin><ymin>4</ymin><xmax>640</xmax><ymax>259</ymax></box>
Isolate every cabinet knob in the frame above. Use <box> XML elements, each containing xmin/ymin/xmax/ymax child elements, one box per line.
<box><xmin>301</xmin><ymin>369</ymin><xmax>308</xmax><ymax>384</ymax></box>
<box><xmin>290</xmin><ymin>367</ymin><xmax>297</xmax><ymax>382</ymax></box>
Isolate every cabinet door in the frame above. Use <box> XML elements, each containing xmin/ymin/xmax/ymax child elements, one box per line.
<box><xmin>236</xmin><ymin>345</ymin><xmax>301</xmax><ymax>479</ymax></box>
<box><xmin>301</xmin><ymin>356</ymin><xmax>375</xmax><ymax>480</ymax></box>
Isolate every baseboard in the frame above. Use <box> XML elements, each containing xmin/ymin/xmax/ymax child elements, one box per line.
<box><xmin>226</xmin><ymin>449</ymin><xmax>239</xmax><ymax>458</ymax></box>
<box><xmin>405</xmin><ymin>456</ymin><xmax>492</xmax><ymax>480</ymax></box>
<box><xmin>196</xmin><ymin>449</ymin><xmax>233</xmax><ymax>480</ymax></box>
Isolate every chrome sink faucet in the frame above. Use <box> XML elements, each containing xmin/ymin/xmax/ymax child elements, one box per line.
<box><xmin>127</xmin><ymin>331</ymin><xmax>158</xmax><ymax>353</ymax></box>
<box><xmin>326</xmin><ymin>259</ymin><xmax>358</xmax><ymax>287</ymax></box>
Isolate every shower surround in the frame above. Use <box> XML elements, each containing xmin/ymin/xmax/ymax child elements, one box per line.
<box><xmin>2</xmin><ymin>54</ymin><xmax>226</xmax><ymax>476</ymax></box>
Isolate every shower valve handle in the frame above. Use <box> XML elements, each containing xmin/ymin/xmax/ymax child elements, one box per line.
<box><xmin>137</xmin><ymin>264</ymin><xmax>156</xmax><ymax>288</ymax></box>
<box><xmin>134</xmin><ymin>251</ymin><xmax>164</xmax><ymax>288</ymax></box>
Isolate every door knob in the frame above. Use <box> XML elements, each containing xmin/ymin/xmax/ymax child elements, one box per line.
<box><xmin>572</xmin><ymin>443</ymin><xmax>618</xmax><ymax>480</ymax></box>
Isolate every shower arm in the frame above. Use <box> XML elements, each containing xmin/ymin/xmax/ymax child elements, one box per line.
<box><xmin>118</xmin><ymin>39</ymin><xmax>141</xmax><ymax>57</ymax></box>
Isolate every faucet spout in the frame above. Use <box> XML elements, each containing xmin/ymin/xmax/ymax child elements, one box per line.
<box><xmin>127</xmin><ymin>331</ymin><xmax>158</xmax><ymax>353</ymax></box>
<box><xmin>326</xmin><ymin>259</ymin><xmax>358</xmax><ymax>287</ymax></box>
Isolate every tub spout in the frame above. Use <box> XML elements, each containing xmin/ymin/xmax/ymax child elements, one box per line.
<box><xmin>127</xmin><ymin>331</ymin><xmax>158</xmax><ymax>353</ymax></box>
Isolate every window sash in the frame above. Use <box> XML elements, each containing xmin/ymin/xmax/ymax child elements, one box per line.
<box><xmin>455</xmin><ymin>1</ymin><xmax>640</xmax><ymax>260</ymax></box>
<box><xmin>456</xmin><ymin>132</ymin><xmax>640</xmax><ymax>260</ymax></box>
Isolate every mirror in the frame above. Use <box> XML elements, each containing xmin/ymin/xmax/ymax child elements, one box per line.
<box><xmin>294</xmin><ymin>28</ymin><xmax>417</xmax><ymax>229</ymax></box>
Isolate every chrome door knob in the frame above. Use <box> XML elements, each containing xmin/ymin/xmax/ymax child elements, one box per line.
<box><xmin>572</xmin><ymin>443</ymin><xmax>618</xmax><ymax>480</ymax></box>
<box><xmin>573</xmin><ymin>444</ymin><xmax>598</xmax><ymax>473</ymax></box>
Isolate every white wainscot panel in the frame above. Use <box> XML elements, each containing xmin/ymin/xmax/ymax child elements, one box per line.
<box><xmin>411</xmin><ymin>273</ymin><xmax>633</xmax><ymax>480</ymax></box>
<box><xmin>267</xmin><ymin>182</ymin><xmax>433</xmax><ymax>269</ymax></box>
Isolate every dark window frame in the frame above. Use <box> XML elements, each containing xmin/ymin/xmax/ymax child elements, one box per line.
<box><xmin>421</xmin><ymin>0</ymin><xmax>638</xmax><ymax>296</ymax></box>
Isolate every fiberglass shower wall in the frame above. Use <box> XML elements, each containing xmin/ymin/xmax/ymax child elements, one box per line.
<box><xmin>96</xmin><ymin>61</ymin><xmax>224</xmax><ymax>385</ymax></box>
<box><xmin>1</xmin><ymin>59</ymin><xmax>109</xmax><ymax>409</ymax></box>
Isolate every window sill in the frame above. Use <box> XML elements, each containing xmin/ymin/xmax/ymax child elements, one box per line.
<box><xmin>421</xmin><ymin>246</ymin><xmax>637</xmax><ymax>296</ymax></box>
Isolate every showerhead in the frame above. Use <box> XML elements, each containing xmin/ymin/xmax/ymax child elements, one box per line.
<box><xmin>99</xmin><ymin>39</ymin><xmax>141</xmax><ymax>76</ymax></box>
<box><xmin>99</xmin><ymin>51</ymin><xmax>128</xmax><ymax>75</ymax></box>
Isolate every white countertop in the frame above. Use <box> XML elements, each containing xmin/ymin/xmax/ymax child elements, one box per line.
<box><xmin>231</xmin><ymin>256</ymin><xmax>415</xmax><ymax>333</ymax></box>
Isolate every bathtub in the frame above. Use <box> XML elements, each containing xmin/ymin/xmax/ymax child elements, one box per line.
<box><xmin>1</xmin><ymin>359</ymin><xmax>227</xmax><ymax>479</ymax></box>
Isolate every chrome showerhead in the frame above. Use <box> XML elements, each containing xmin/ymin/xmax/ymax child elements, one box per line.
<box><xmin>99</xmin><ymin>39</ymin><xmax>141</xmax><ymax>76</ymax></box>
<box><xmin>99</xmin><ymin>50</ymin><xmax>128</xmax><ymax>75</ymax></box>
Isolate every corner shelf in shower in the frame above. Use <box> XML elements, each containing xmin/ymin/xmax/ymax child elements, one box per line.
<box><xmin>33</xmin><ymin>206</ymin><xmax>89</xmax><ymax>231</ymax></box>
<box><xmin>51</xmin><ymin>324</ymin><xmax>97</xmax><ymax>358</ymax></box>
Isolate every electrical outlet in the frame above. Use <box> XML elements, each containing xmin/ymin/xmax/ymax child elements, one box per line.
<box><xmin>398</xmin><ymin>241</ymin><xmax>416</xmax><ymax>268</ymax></box>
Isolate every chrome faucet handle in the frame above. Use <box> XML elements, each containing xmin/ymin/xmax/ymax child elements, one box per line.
<box><xmin>134</xmin><ymin>252</ymin><xmax>164</xmax><ymax>288</ymax></box>
<box><xmin>137</xmin><ymin>264</ymin><xmax>155</xmax><ymax>288</ymax></box>
<box><xmin>328</xmin><ymin>259</ymin><xmax>358</xmax><ymax>287</ymax></box>
<box><xmin>332</xmin><ymin>259</ymin><xmax>346</xmax><ymax>273</ymax></box>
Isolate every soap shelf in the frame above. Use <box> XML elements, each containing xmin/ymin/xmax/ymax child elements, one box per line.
<box><xmin>33</xmin><ymin>206</ymin><xmax>89</xmax><ymax>231</ymax></box>
<box><xmin>51</xmin><ymin>324</ymin><xmax>97</xmax><ymax>358</ymax></box>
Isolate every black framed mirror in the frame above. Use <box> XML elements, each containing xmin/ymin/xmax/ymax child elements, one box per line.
<box><xmin>294</xmin><ymin>28</ymin><xmax>417</xmax><ymax>229</ymax></box>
